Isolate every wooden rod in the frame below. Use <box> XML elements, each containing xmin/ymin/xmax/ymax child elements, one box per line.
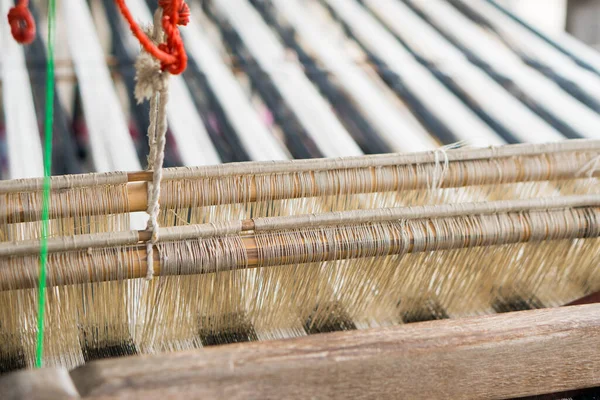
<box><xmin>3</xmin><ymin>151</ymin><xmax>600</xmax><ymax>225</ymax></box>
<box><xmin>59</xmin><ymin>304</ymin><xmax>600</xmax><ymax>399</ymax></box>
<box><xmin>2</xmin><ymin>206</ymin><xmax>598</xmax><ymax>291</ymax></box>
<box><xmin>5</xmin><ymin>305</ymin><xmax>599</xmax><ymax>399</ymax></box>
<box><xmin>2</xmin><ymin>195</ymin><xmax>598</xmax><ymax>258</ymax></box>
<box><xmin>2</xmin><ymin>139</ymin><xmax>599</xmax><ymax>193</ymax></box>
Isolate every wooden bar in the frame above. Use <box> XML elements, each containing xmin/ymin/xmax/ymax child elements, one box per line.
<box><xmin>1</xmin><ymin>139</ymin><xmax>597</xmax><ymax>192</ymax></box>
<box><xmin>3</xmin><ymin>195</ymin><xmax>600</xmax><ymax>258</ymax></box>
<box><xmin>62</xmin><ymin>304</ymin><xmax>600</xmax><ymax>399</ymax></box>
<box><xmin>3</xmin><ymin>151</ymin><xmax>600</xmax><ymax>225</ymax></box>
<box><xmin>2</xmin><ymin>203</ymin><xmax>598</xmax><ymax>291</ymax></box>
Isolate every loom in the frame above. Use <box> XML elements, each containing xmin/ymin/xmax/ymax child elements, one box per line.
<box><xmin>1</xmin><ymin>0</ymin><xmax>600</xmax><ymax>399</ymax></box>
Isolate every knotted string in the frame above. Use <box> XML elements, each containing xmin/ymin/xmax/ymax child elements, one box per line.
<box><xmin>114</xmin><ymin>0</ymin><xmax>189</xmax><ymax>278</ymax></box>
<box><xmin>134</xmin><ymin>10</ymin><xmax>172</xmax><ymax>280</ymax></box>
<box><xmin>7</xmin><ymin>0</ymin><xmax>35</xmax><ymax>44</ymax></box>
<box><xmin>114</xmin><ymin>0</ymin><xmax>189</xmax><ymax>74</ymax></box>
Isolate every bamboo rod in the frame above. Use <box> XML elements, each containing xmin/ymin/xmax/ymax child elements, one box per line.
<box><xmin>1</xmin><ymin>195</ymin><xmax>598</xmax><ymax>258</ymax></box>
<box><xmin>1</xmin><ymin>204</ymin><xmax>598</xmax><ymax>291</ymax></box>
<box><xmin>2</xmin><ymin>139</ymin><xmax>599</xmax><ymax>193</ymax></box>
<box><xmin>2</xmin><ymin>150</ymin><xmax>600</xmax><ymax>225</ymax></box>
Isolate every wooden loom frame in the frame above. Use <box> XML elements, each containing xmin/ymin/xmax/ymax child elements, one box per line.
<box><xmin>1</xmin><ymin>140</ymin><xmax>599</xmax><ymax>398</ymax></box>
<box><xmin>3</xmin><ymin>0</ymin><xmax>600</xmax><ymax>396</ymax></box>
<box><xmin>2</xmin><ymin>138</ymin><xmax>600</xmax><ymax>225</ymax></box>
<box><xmin>1</xmin><ymin>303</ymin><xmax>599</xmax><ymax>399</ymax></box>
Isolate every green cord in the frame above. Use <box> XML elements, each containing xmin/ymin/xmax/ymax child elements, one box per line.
<box><xmin>36</xmin><ymin>0</ymin><xmax>57</xmax><ymax>368</ymax></box>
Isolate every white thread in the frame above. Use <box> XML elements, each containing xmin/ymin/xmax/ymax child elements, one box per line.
<box><xmin>428</xmin><ymin>141</ymin><xmax>471</xmax><ymax>190</ymax></box>
<box><xmin>576</xmin><ymin>155</ymin><xmax>600</xmax><ymax>178</ymax></box>
<box><xmin>135</xmin><ymin>10</ymin><xmax>171</xmax><ymax>280</ymax></box>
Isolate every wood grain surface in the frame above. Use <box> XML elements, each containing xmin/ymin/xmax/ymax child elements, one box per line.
<box><xmin>51</xmin><ymin>304</ymin><xmax>600</xmax><ymax>399</ymax></box>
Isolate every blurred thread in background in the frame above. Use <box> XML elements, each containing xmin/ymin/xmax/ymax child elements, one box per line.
<box><xmin>499</xmin><ymin>0</ymin><xmax>567</xmax><ymax>34</ymax></box>
<box><xmin>502</xmin><ymin>0</ymin><xmax>600</xmax><ymax>51</ymax></box>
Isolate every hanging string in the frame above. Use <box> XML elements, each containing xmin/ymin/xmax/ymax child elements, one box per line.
<box><xmin>135</xmin><ymin>10</ymin><xmax>171</xmax><ymax>279</ymax></box>
<box><xmin>114</xmin><ymin>0</ymin><xmax>190</xmax><ymax>277</ymax></box>
<box><xmin>8</xmin><ymin>0</ymin><xmax>187</xmax><ymax>325</ymax></box>
<box><xmin>7</xmin><ymin>0</ymin><xmax>35</xmax><ymax>44</ymax></box>
<box><xmin>35</xmin><ymin>0</ymin><xmax>56</xmax><ymax>368</ymax></box>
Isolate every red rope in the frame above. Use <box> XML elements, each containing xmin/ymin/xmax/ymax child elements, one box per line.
<box><xmin>7</xmin><ymin>0</ymin><xmax>35</xmax><ymax>44</ymax></box>
<box><xmin>6</xmin><ymin>0</ymin><xmax>188</xmax><ymax>75</ymax></box>
<box><xmin>114</xmin><ymin>0</ymin><xmax>189</xmax><ymax>75</ymax></box>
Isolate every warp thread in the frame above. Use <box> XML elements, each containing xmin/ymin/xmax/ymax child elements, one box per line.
<box><xmin>428</xmin><ymin>141</ymin><xmax>470</xmax><ymax>190</ymax></box>
<box><xmin>576</xmin><ymin>155</ymin><xmax>600</xmax><ymax>178</ymax></box>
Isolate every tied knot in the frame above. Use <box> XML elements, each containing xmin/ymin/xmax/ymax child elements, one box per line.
<box><xmin>7</xmin><ymin>2</ymin><xmax>35</xmax><ymax>44</ymax></box>
<box><xmin>114</xmin><ymin>0</ymin><xmax>189</xmax><ymax>75</ymax></box>
<box><xmin>134</xmin><ymin>19</ymin><xmax>169</xmax><ymax>103</ymax></box>
<box><xmin>159</xmin><ymin>0</ymin><xmax>190</xmax><ymax>25</ymax></box>
<box><xmin>157</xmin><ymin>0</ymin><xmax>188</xmax><ymax>74</ymax></box>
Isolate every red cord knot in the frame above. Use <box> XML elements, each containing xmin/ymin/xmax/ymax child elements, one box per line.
<box><xmin>7</xmin><ymin>0</ymin><xmax>35</xmax><ymax>45</ymax></box>
<box><xmin>114</xmin><ymin>0</ymin><xmax>189</xmax><ymax>75</ymax></box>
<box><xmin>158</xmin><ymin>0</ymin><xmax>189</xmax><ymax>25</ymax></box>
<box><xmin>157</xmin><ymin>0</ymin><xmax>188</xmax><ymax>74</ymax></box>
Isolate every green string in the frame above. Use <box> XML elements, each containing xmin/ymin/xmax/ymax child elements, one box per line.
<box><xmin>36</xmin><ymin>0</ymin><xmax>57</xmax><ymax>368</ymax></box>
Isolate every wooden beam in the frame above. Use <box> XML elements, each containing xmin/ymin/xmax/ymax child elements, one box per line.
<box><xmin>2</xmin><ymin>199</ymin><xmax>598</xmax><ymax>290</ymax></box>
<box><xmin>2</xmin><ymin>305</ymin><xmax>598</xmax><ymax>398</ymax></box>
<box><xmin>56</xmin><ymin>304</ymin><xmax>600</xmax><ymax>399</ymax></box>
<box><xmin>3</xmin><ymin>145</ymin><xmax>599</xmax><ymax>225</ymax></box>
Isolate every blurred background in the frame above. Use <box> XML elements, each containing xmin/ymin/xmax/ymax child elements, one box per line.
<box><xmin>500</xmin><ymin>0</ymin><xmax>566</xmax><ymax>33</ymax></box>
<box><xmin>4</xmin><ymin>0</ymin><xmax>600</xmax><ymax>180</ymax></box>
<box><xmin>503</xmin><ymin>0</ymin><xmax>600</xmax><ymax>50</ymax></box>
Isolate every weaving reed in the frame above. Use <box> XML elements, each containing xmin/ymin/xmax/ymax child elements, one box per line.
<box><xmin>0</xmin><ymin>141</ymin><xmax>599</xmax><ymax>372</ymax></box>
